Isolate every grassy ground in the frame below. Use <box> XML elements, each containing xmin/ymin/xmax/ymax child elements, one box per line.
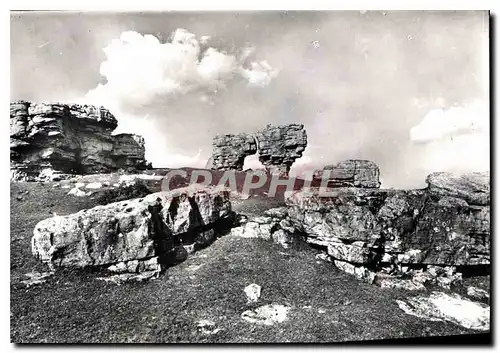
<box><xmin>10</xmin><ymin>182</ymin><xmax>489</xmax><ymax>343</ymax></box>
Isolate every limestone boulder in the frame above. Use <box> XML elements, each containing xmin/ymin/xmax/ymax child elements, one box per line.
<box><xmin>32</xmin><ymin>186</ymin><xmax>233</xmax><ymax>271</ymax></box>
<box><xmin>426</xmin><ymin>171</ymin><xmax>490</xmax><ymax>206</ymax></box>
<box><xmin>285</xmin><ymin>171</ymin><xmax>490</xmax><ymax>284</ymax></box>
<box><xmin>211</xmin><ymin>133</ymin><xmax>257</xmax><ymax>170</ymax></box>
<box><xmin>321</xmin><ymin>159</ymin><xmax>381</xmax><ymax>188</ymax></box>
<box><xmin>255</xmin><ymin>124</ymin><xmax>307</xmax><ymax>175</ymax></box>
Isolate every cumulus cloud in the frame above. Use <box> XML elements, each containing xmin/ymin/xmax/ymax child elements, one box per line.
<box><xmin>72</xmin><ymin>29</ymin><xmax>280</xmax><ymax>169</ymax></box>
<box><xmin>13</xmin><ymin>12</ymin><xmax>487</xmax><ymax>188</ymax></box>
<box><xmin>408</xmin><ymin>100</ymin><xmax>489</xmax><ymax>175</ymax></box>
<box><xmin>410</xmin><ymin>100</ymin><xmax>488</xmax><ymax>143</ymax></box>
<box><xmin>155</xmin><ymin>148</ymin><xmax>206</xmax><ymax>169</ymax></box>
<box><xmin>84</xmin><ymin>28</ymin><xmax>278</xmax><ymax>110</ymax></box>
<box><xmin>240</xmin><ymin>60</ymin><xmax>279</xmax><ymax>87</ymax></box>
<box><xmin>80</xmin><ymin>28</ymin><xmax>280</xmax><ymax>168</ymax></box>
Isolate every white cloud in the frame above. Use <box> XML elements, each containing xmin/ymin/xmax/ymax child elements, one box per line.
<box><xmin>199</xmin><ymin>35</ymin><xmax>211</xmax><ymax>45</ymax></box>
<box><xmin>410</xmin><ymin>100</ymin><xmax>488</xmax><ymax>143</ymax></box>
<box><xmin>81</xmin><ymin>29</ymin><xmax>279</xmax><ymax>168</ymax></box>
<box><xmin>240</xmin><ymin>60</ymin><xmax>280</xmax><ymax>87</ymax></box>
<box><xmin>85</xmin><ymin>29</ymin><xmax>278</xmax><ymax>110</ymax></box>
<box><xmin>409</xmin><ymin>100</ymin><xmax>490</xmax><ymax>174</ymax></box>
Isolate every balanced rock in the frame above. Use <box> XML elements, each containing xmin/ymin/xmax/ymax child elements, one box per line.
<box><xmin>210</xmin><ymin>124</ymin><xmax>307</xmax><ymax>175</ymax></box>
<box><xmin>254</xmin><ymin>124</ymin><xmax>307</xmax><ymax>175</ymax></box>
<box><xmin>210</xmin><ymin>133</ymin><xmax>257</xmax><ymax>170</ymax></box>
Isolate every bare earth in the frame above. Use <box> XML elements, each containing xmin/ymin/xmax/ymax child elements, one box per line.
<box><xmin>10</xmin><ymin>182</ymin><xmax>490</xmax><ymax>343</ymax></box>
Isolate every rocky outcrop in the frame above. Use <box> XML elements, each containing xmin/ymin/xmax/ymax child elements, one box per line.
<box><xmin>238</xmin><ymin>171</ymin><xmax>490</xmax><ymax>288</ymax></box>
<box><xmin>230</xmin><ymin>208</ymin><xmax>300</xmax><ymax>249</ymax></box>
<box><xmin>317</xmin><ymin>159</ymin><xmax>381</xmax><ymax>188</ymax></box>
<box><xmin>10</xmin><ymin>101</ymin><xmax>150</xmax><ymax>181</ymax></box>
<box><xmin>254</xmin><ymin>124</ymin><xmax>307</xmax><ymax>175</ymax></box>
<box><xmin>210</xmin><ymin>124</ymin><xmax>307</xmax><ymax>175</ymax></box>
<box><xmin>288</xmin><ymin>172</ymin><xmax>489</xmax><ymax>261</ymax></box>
<box><xmin>426</xmin><ymin>172</ymin><xmax>490</xmax><ymax>205</ymax></box>
<box><xmin>32</xmin><ymin>185</ymin><xmax>234</xmax><ymax>275</ymax></box>
<box><xmin>211</xmin><ymin>133</ymin><xmax>257</xmax><ymax>170</ymax></box>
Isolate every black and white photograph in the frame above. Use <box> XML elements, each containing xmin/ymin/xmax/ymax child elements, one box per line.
<box><xmin>9</xmin><ymin>8</ymin><xmax>491</xmax><ymax>344</ymax></box>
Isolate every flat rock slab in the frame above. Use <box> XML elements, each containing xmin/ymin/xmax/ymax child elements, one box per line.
<box><xmin>241</xmin><ymin>304</ymin><xmax>290</xmax><ymax>326</ymax></box>
<box><xmin>396</xmin><ymin>291</ymin><xmax>490</xmax><ymax>331</ymax></box>
<box><xmin>426</xmin><ymin>172</ymin><xmax>489</xmax><ymax>205</ymax></box>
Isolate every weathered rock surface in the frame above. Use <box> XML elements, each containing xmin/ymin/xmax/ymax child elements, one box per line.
<box><xmin>254</xmin><ymin>124</ymin><xmax>307</xmax><ymax>175</ymax></box>
<box><xmin>230</xmin><ymin>207</ymin><xmax>301</xmax><ymax>249</ymax></box>
<box><xmin>32</xmin><ymin>185</ymin><xmax>233</xmax><ymax>273</ymax></box>
<box><xmin>426</xmin><ymin>172</ymin><xmax>490</xmax><ymax>206</ymax></box>
<box><xmin>241</xmin><ymin>304</ymin><xmax>290</xmax><ymax>326</ymax></box>
<box><xmin>319</xmin><ymin>159</ymin><xmax>381</xmax><ymax>188</ymax></box>
<box><xmin>272</xmin><ymin>171</ymin><xmax>490</xmax><ymax>287</ymax></box>
<box><xmin>210</xmin><ymin>124</ymin><xmax>307</xmax><ymax>175</ymax></box>
<box><xmin>396</xmin><ymin>292</ymin><xmax>490</xmax><ymax>331</ymax></box>
<box><xmin>467</xmin><ymin>286</ymin><xmax>490</xmax><ymax>301</ymax></box>
<box><xmin>10</xmin><ymin>101</ymin><xmax>150</xmax><ymax>181</ymax></box>
<box><xmin>211</xmin><ymin>133</ymin><xmax>258</xmax><ymax>171</ymax></box>
<box><xmin>196</xmin><ymin>320</ymin><xmax>222</xmax><ymax>335</ymax></box>
<box><xmin>244</xmin><ymin>283</ymin><xmax>262</xmax><ymax>303</ymax></box>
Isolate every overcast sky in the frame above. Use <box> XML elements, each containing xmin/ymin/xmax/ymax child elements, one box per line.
<box><xmin>10</xmin><ymin>10</ymin><xmax>489</xmax><ymax>188</ymax></box>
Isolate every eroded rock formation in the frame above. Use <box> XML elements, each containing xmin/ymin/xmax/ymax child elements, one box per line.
<box><xmin>32</xmin><ymin>185</ymin><xmax>234</xmax><ymax>276</ymax></box>
<box><xmin>234</xmin><ymin>170</ymin><xmax>490</xmax><ymax>289</ymax></box>
<box><xmin>28</xmin><ymin>151</ymin><xmax>490</xmax><ymax>289</ymax></box>
<box><xmin>10</xmin><ymin>101</ymin><xmax>150</xmax><ymax>181</ymax></box>
<box><xmin>318</xmin><ymin>159</ymin><xmax>381</xmax><ymax>188</ymax></box>
<box><xmin>211</xmin><ymin>133</ymin><xmax>257</xmax><ymax>170</ymax></box>
<box><xmin>210</xmin><ymin>124</ymin><xmax>307</xmax><ymax>175</ymax></box>
<box><xmin>254</xmin><ymin>124</ymin><xmax>308</xmax><ymax>175</ymax></box>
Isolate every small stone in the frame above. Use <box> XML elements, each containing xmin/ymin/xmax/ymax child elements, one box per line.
<box><xmin>467</xmin><ymin>286</ymin><xmax>489</xmax><ymax>301</ymax></box>
<box><xmin>21</xmin><ymin>271</ymin><xmax>54</xmax><ymax>287</ymax></box>
<box><xmin>271</xmin><ymin>229</ymin><xmax>293</xmax><ymax>248</ymax></box>
<box><xmin>315</xmin><ymin>253</ymin><xmax>332</xmax><ymax>262</ymax></box>
<box><xmin>67</xmin><ymin>187</ymin><xmax>86</xmax><ymax>197</ymax></box>
<box><xmin>241</xmin><ymin>304</ymin><xmax>290</xmax><ymax>326</ymax></box>
<box><xmin>197</xmin><ymin>320</ymin><xmax>221</xmax><ymax>335</ymax></box>
<box><xmin>244</xmin><ymin>283</ymin><xmax>262</xmax><ymax>303</ymax></box>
